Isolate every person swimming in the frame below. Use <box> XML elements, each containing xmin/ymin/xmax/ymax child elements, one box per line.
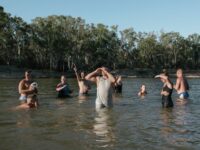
<box><xmin>155</xmin><ymin>73</ymin><xmax>173</xmax><ymax>108</ymax></box>
<box><xmin>138</xmin><ymin>84</ymin><xmax>147</xmax><ymax>96</ymax></box>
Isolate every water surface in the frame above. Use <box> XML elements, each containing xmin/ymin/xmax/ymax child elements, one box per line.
<box><xmin>0</xmin><ymin>78</ymin><xmax>200</xmax><ymax>150</ymax></box>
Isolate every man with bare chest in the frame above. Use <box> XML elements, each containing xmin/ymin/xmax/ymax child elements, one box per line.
<box><xmin>18</xmin><ymin>70</ymin><xmax>37</xmax><ymax>103</ymax></box>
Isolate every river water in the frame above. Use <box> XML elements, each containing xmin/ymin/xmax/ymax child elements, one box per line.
<box><xmin>0</xmin><ymin>78</ymin><xmax>200</xmax><ymax>150</ymax></box>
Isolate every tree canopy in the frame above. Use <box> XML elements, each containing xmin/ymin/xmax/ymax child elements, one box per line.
<box><xmin>0</xmin><ymin>6</ymin><xmax>200</xmax><ymax>71</ymax></box>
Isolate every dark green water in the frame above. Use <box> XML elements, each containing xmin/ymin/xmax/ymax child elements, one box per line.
<box><xmin>0</xmin><ymin>78</ymin><xmax>200</xmax><ymax>150</ymax></box>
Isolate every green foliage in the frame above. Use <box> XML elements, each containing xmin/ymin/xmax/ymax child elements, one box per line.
<box><xmin>0</xmin><ymin>6</ymin><xmax>200</xmax><ymax>71</ymax></box>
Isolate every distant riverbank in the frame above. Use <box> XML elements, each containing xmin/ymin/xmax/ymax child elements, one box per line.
<box><xmin>0</xmin><ymin>66</ymin><xmax>200</xmax><ymax>79</ymax></box>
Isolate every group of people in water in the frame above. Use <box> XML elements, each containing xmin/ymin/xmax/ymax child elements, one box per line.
<box><xmin>17</xmin><ymin>66</ymin><xmax>189</xmax><ymax>110</ymax></box>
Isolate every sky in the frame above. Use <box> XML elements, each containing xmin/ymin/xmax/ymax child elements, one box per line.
<box><xmin>1</xmin><ymin>0</ymin><xmax>200</xmax><ymax>37</ymax></box>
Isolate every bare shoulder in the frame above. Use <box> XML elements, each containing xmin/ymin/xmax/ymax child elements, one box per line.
<box><xmin>96</xmin><ymin>76</ymin><xmax>100</xmax><ymax>81</ymax></box>
<box><xmin>167</xmin><ymin>82</ymin><xmax>172</xmax><ymax>89</ymax></box>
<box><xmin>19</xmin><ymin>79</ymin><xmax>25</xmax><ymax>84</ymax></box>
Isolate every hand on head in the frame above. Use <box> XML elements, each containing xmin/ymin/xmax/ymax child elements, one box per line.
<box><xmin>101</xmin><ymin>67</ymin><xmax>109</xmax><ymax>72</ymax></box>
<box><xmin>95</xmin><ymin>68</ymin><xmax>102</xmax><ymax>74</ymax></box>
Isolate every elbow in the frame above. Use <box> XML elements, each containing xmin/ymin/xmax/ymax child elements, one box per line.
<box><xmin>85</xmin><ymin>76</ymin><xmax>89</xmax><ymax>80</ymax></box>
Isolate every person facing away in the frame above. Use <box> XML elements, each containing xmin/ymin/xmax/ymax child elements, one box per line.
<box><xmin>155</xmin><ymin>73</ymin><xmax>173</xmax><ymax>108</ymax></box>
<box><xmin>18</xmin><ymin>70</ymin><xmax>37</xmax><ymax>103</ymax></box>
<box><xmin>56</xmin><ymin>75</ymin><xmax>73</xmax><ymax>98</ymax></box>
<box><xmin>173</xmin><ymin>69</ymin><xmax>189</xmax><ymax>99</ymax></box>
<box><xmin>73</xmin><ymin>64</ymin><xmax>91</xmax><ymax>95</ymax></box>
<box><xmin>114</xmin><ymin>75</ymin><xmax>122</xmax><ymax>93</ymax></box>
<box><xmin>85</xmin><ymin>67</ymin><xmax>115</xmax><ymax>109</ymax></box>
<box><xmin>138</xmin><ymin>84</ymin><xmax>147</xmax><ymax>96</ymax></box>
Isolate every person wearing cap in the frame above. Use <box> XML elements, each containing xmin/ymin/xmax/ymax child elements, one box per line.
<box><xmin>85</xmin><ymin>67</ymin><xmax>115</xmax><ymax>109</ymax></box>
<box><xmin>155</xmin><ymin>73</ymin><xmax>173</xmax><ymax>108</ymax></box>
<box><xmin>18</xmin><ymin>70</ymin><xmax>37</xmax><ymax>103</ymax></box>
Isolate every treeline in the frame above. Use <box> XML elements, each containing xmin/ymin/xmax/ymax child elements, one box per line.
<box><xmin>0</xmin><ymin>6</ymin><xmax>200</xmax><ymax>71</ymax></box>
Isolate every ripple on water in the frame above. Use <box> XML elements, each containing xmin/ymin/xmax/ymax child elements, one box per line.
<box><xmin>0</xmin><ymin>78</ymin><xmax>200</xmax><ymax>150</ymax></box>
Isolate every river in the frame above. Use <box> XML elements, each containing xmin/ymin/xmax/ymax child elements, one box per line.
<box><xmin>0</xmin><ymin>78</ymin><xmax>200</xmax><ymax>150</ymax></box>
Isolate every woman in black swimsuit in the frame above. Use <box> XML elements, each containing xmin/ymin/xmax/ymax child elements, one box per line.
<box><xmin>155</xmin><ymin>73</ymin><xmax>173</xmax><ymax>108</ymax></box>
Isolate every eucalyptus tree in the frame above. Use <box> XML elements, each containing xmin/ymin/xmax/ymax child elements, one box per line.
<box><xmin>160</xmin><ymin>32</ymin><xmax>185</xmax><ymax>68</ymax></box>
<box><xmin>187</xmin><ymin>33</ymin><xmax>200</xmax><ymax>68</ymax></box>
<box><xmin>137</xmin><ymin>33</ymin><xmax>160</xmax><ymax>68</ymax></box>
<box><xmin>0</xmin><ymin>6</ymin><xmax>13</xmax><ymax>65</ymax></box>
<box><xmin>119</xmin><ymin>28</ymin><xmax>138</xmax><ymax>68</ymax></box>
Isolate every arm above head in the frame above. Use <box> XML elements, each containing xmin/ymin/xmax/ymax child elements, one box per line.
<box><xmin>85</xmin><ymin>68</ymin><xmax>101</xmax><ymax>82</ymax></box>
<box><xmin>154</xmin><ymin>74</ymin><xmax>168</xmax><ymax>80</ymax></box>
<box><xmin>73</xmin><ymin>64</ymin><xmax>81</xmax><ymax>82</ymax></box>
<box><xmin>101</xmin><ymin>68</ymin><xmax>115</xmax><ymax>83</ymax></box>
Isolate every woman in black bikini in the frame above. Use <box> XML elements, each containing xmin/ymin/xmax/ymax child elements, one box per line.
<box><xmin>155</xmin><ymin>73</ymin><xmax>173</xmax><ymax>108</ymax></box>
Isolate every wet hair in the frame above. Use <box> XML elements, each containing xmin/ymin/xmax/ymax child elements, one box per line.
<box><xmin>177</xmin><ymin>68</ymin><xmax>183</xmax><ymax>73</ymax></box>
<box><xmin>25</xmin><ymin>70</ymin><xmax>32</xmax><ymax>74</ymax></box>
<box><xmin>27</xmin><ymin>94</ymin><xmax>37</xmax><ymax>103</ymax></box>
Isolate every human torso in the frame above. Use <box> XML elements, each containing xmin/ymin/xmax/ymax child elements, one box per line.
<box><xmin>162</xmin><ymin>82</ymin><xmax>173</xmax><ymax>107</ymax></box>
<box><xmin>96</xmin><ymin>77</ymin><xmax>112</xmax><ymax>106</ymax></box>
<box><xmin>20</xmin><ymin>79</ymin><xmax>32</xmax><ymax>96</ymax></box>
<box><xmin>163</xmin><ymin>83</ymin><xmax>173</xmax><ymax>96</ymax></box>
<box><xmin>78</xmin><ymin>79</ymin><xmax>90</xmax><ymax>94</ymax></box>
<box><xmin>177</xmin><ymin>77</ymin><xmax>188</xmax><ymax>94</ymax></box>
<box><xmin>57</xmin><ymin>82</ymin><xmax>70</xmax><ymax>97</ymax></box>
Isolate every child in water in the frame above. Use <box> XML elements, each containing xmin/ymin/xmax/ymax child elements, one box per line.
<box><xmin>138</xmin><ymin>85</ymin><xmax>147</xmax><ymax>96</ymax></box>
<box><xmin>15</xmin><ymin>82</ymin><xmax>39</xmax><ymax>109</ymax></box>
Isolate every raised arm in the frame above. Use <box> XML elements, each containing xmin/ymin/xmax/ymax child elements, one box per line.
<box><xmin>101</xmin><ymin>68</ymin><xmax>115</xmax><ymax>83</ymax></box>
<box><xmin>85</xmin><ymin>68</ymin><xmax>101</xmax><ymax>82</ymax></box>
<box><xmin>154</xmin><ymin>74</ymin><xmax>168</xmax><ymax>80</ymax></box>
<box><xmin>73</xmin><ymin>64</ymin><xmax>81</xmax><ymax>82</ymax></box>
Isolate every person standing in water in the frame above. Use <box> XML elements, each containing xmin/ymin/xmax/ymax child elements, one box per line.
<box><xmin>18</xmin><ymin>70</ymin><xmax>36</xmax><ymax>103</ymax></box>
<box><xmin>155</xmin><ymin>73</ymin><xmax>173</xmax><ymax>108</ymax></box>
<box><xmin>56</xmin><ymin>75</ymin><xmax>73</xmax><ymax>98</ymax></box>
<box><xmin>114</xmin><ymin>75</ymin><xmax>123</xmax><ymax>93</ymax></box>
<box><xmin>73</xmin><ymin>64</ymin><xmax>91</xmax><ymax>96</ymax></box>
<box><xmin>85</xmin><ymin>67</ymin><xmax>115</xmax><ymax>109</ymax></box>
<box><xmin>173</xmin><ymin>69</ymin><xmax>189</xmax><ymax>99</ymax></box>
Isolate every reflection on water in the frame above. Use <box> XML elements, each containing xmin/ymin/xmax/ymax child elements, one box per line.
<box><xmin>0</xmin><ymin>78</ymin><xmax>200</xmax><ymax>150</ymax></box>
<box><xmin>93</xmin><ymin>109</ymin><xmax>115</xmax><ymax>148</ymax></box>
